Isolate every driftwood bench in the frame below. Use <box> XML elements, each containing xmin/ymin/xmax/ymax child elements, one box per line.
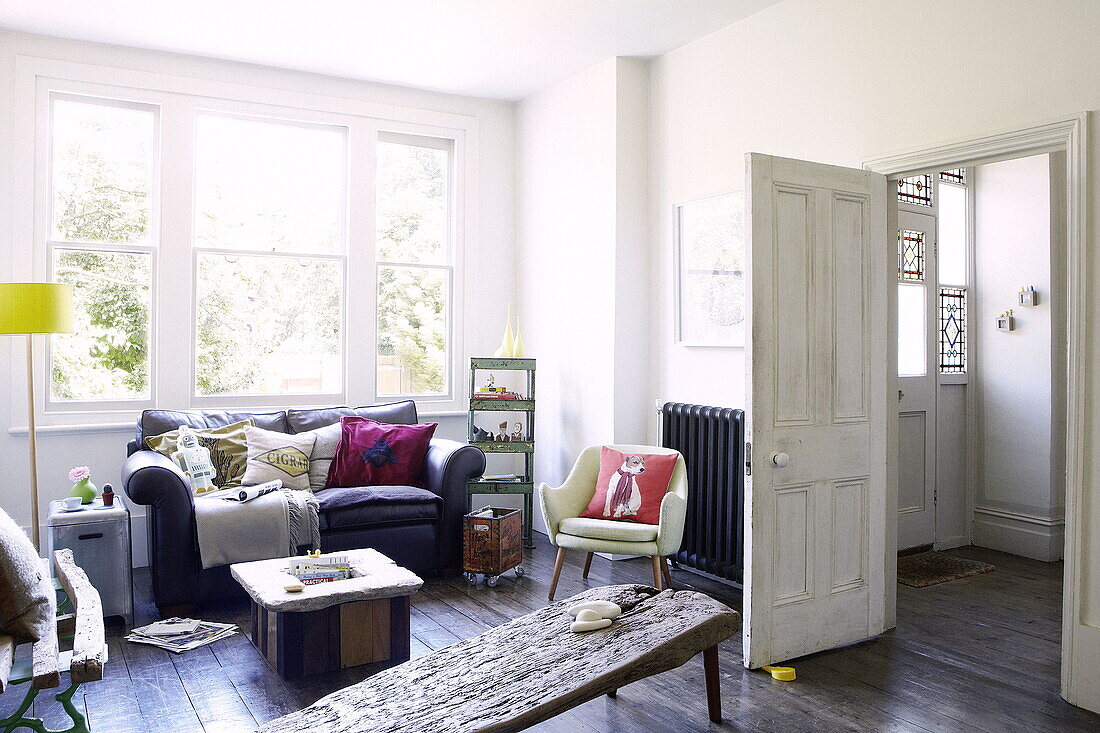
<box><xmin>259</xmin><ymin>584</ymin><xmax>741</xmax><ymax>733</ymax></box>
<box><xmin>1</xmin><ymin>549</ymin><xmax>106</xmax><ymax>733</ymax></box>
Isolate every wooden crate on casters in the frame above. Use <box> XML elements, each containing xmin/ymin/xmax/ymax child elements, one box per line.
<box><xmin>463</xmin><ymin>506</ymin><xmax>524</xmax><ymax>587</ymax></box>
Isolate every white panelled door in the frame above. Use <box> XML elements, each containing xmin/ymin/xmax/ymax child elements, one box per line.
<box><xmin>897</xmin><ymin>210</ymin><xmax>938</xmax><ymax>550</ymax></box>
<box><xmin>743</xmin><ymin>154</ymin><xmax>888</xmax><ymax>668</ymax></box>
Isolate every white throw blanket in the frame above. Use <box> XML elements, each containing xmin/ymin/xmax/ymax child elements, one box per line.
<box><xmin>193</xmin><ymin>487</ymin><xmax>321</xmax><ymax>570</ymax></box>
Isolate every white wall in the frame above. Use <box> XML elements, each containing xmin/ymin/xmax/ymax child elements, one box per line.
<box><xmin>648</xmin><ymin>0</ymin><xmax>1100</xmax><ymax>711</ymax></box>
<box><xmin>517</xmin><ymin>57</ymin><xmax>652</xmax><ymax>532</ymax></box>
<box><xmin>972</xmin><ymin>154</ymin><xmax>1064</xmax><ymax>561</ymax></box>
<box><xmin>0</xmin><ymin>31</ymin><xmax>518</xmax><ymax>564</ymax></box>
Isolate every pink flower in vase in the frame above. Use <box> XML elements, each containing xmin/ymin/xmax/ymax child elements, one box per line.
<box><xmin>68</xmin><ymin>466</ymin><xmax>91</xmax><ymax>483</ymax></box>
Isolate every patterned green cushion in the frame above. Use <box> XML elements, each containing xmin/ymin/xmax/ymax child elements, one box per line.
<box><xmin>145</xmin><ymin>419</ymin><xmax>253</xmax><ymax>489</ymax></box>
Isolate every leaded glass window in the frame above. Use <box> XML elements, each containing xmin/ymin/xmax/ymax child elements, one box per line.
<box><xmin>939</xmin><ymin>287</ymin><xmax>966</xmax><ymax>373</ymax></box>
<box><xmin>898</xmin><ymin>230</ymin><xmax>925</xmax><ymax>282</ymax></box>
<box><xmin>939</xmin><ymin>169</ymin><xmax>965</xmax><ymax>184</ymax></box>
<box><xmin>897</xmin><ymin>174</ymin><xmax>933</xmax><ymax>206</ymax></box>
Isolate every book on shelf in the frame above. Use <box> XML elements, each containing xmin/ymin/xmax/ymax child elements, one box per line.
<box><xmin>472</xmin><ymin>392</ymin><xmax>524</xmax><ymax>400</ymax></box>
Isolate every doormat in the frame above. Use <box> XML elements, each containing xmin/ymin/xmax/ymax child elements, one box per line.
<box><xmin>897</xmin><ymin>551</ymin><xmax>994</xmax><ymax>587</ymax></box>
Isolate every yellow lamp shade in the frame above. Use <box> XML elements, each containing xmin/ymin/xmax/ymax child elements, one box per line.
<box><xmin>0</xmin><ymin>283</ymin><xmax>75</xmax><ymax>334</ymax></box>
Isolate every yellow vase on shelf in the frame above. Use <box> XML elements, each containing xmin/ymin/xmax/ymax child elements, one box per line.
<box><xmin>512</xmin><ymin>317</ymin><xmax>526</xmax><ymax>358</ymax></box>
<box><xmin>493</xmin><ymin>305</ymin><xmax>515</xmax><ymax>358</ymax></box>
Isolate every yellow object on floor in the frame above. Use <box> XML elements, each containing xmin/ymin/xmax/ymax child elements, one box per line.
<box><xmin>763</xmin><ymin>665</ymin><xmax>796</xmax><ymax>681</ymax></box>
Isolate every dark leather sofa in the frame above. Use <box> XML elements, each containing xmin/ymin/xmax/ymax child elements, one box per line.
<box><xmin>122</xmin><ymin>401</ymin><xmax>485</xmax><ymax>614</ymax></box>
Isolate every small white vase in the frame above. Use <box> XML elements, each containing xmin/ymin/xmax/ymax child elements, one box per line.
<box><xmin>512</xmin><ymin>317</ymin><xmax>526</xmax><ymax>358</ymax></box>
<box><xmin>493</xmin><ymin>305</ymin><xmax>515</xmax><ymax>358</ymax></box>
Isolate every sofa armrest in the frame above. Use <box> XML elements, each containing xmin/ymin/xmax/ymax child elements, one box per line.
<box><xmin>122</xmin><ymin>449</ymin><xmax>192</xmax><ymax>507</ymax></box>
<box><xmin>423</xmin><ymin>439</ymin><xmax>486</xmax><ymax>573</ymax></box>
<box><xmin>122</xmin><ymin>450</ymin><xmax>201</xmax><ymax>610</ymax></box>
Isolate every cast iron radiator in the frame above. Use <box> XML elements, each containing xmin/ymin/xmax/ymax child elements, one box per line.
<box><xmin>660</xmin><ymin>402</ymin><xmax>745</xmax><ymax>584</ymax></box>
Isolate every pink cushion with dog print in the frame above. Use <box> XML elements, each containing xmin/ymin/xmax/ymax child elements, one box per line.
<box><xmin>325</xmin><ymin>417</ymin><xmax>437</xmax><ymax>489</ymax></box>
<box><xmin>579</xmin><ymin>447</ymin><xmax>678</xmax><ymax>526</ymax></box>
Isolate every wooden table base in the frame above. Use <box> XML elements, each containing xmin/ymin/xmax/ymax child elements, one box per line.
<box><xmin>251</xmin><ymin>595</ymin><xmax>411</xmax><ymax>679</ymax></box>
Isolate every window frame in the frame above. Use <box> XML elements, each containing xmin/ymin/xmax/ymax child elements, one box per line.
<box><xmin>188</xmin><ymin>106</ymin><xmax>350</xmax><ymax>407</ymax></box>
<box><xmin>374</xmin><ymin>130</ymin><xmax>457</xmax><ymax>401</ymax></box>
<box><xmin>18</xmin><ymin>57</ymin><xmax>475</xmax><ymax>425</ymax></box>
<box><xmin>935</xmin><ymin>170</ymin><xmax>972</xmax><ymax>385</ymax></box>
<box><xmin>43</xmin><ymin>92</ymin><xmax>162</xmax><ymax>412</ymax></box>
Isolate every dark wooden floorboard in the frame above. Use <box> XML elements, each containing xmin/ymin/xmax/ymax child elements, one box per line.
<box><xmin>5</xmin><ymin>537</ymin><xmax>1097</xmax><ymax>732</ymax></box>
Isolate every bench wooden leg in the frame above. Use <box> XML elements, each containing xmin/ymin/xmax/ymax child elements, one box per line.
<box><xmin>606</xmin><ymin>688</ymin><xmax>617</xmax><ymax>698</ymax></box>
<box><xmin>651</xmin><ymin>556</ymin><xmax>664</xmax><ymax>591</ymax></box>
<box><xmin>661</xmin><ymin>557</ymin><xmax>672</xmax><ymax>588</ymax></box>
<box><xmin>548</xmin><ymin>547</ymin><xmax>567</xmax><ymax>601</ymax></box>
<box><xmin>582</xmin><ymin>552</ymin><xmax>594</xmax><ymax>579</ymax></box>
<box><xmin>703</xmin><ymin>645</ymin><xmax>721</xmax><ymax>723</ymax></box>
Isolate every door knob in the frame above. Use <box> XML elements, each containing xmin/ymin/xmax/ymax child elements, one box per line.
<box><xmin>772</xmin><ymin>452</ymin><xmax>790</xmax><ymax>468</ymax></box>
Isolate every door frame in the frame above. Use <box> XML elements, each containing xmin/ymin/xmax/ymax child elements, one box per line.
<box><xmin>863</xmin><ymin>112</ymin><xmax>1089</xmax><ymax>707</ymax></box>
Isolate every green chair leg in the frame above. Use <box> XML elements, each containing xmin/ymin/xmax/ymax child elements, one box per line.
<box><xmin>1</xmin><ymin>682</ymin><xmax>89</xmax><ymax>733</ymax></box>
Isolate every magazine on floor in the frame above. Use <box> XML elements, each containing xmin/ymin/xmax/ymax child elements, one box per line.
<box><xmin>125</xmin><ymin>617</ymin><xmax>238</xmax><ymax>653</ymax></box>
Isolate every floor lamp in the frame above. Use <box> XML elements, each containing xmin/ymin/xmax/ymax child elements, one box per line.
<box><xmin>0</xmin><ymin>283</ymin><xmax>74</xmax><ymax>550</ymax></box>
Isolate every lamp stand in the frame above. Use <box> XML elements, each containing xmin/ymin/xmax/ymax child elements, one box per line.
<box><xmin>25</xmin><ymin>334</ymin><xmax>41</xmax><ymax>551</ymax></box>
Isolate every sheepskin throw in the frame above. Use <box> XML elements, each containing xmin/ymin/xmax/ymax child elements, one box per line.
<box><xmin>0</xmin><ymin>507</ymin><xmax>56</xmax><ymax>642</ymax></box>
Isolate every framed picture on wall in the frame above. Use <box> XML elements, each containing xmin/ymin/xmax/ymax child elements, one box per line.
<box><xmin>675</xmin><ymin>191</ymin><xmax>745</xmax><ymax>347</ymax></box>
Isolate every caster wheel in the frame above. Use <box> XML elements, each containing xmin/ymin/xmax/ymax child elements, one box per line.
<box><xmin>514</xmin><ymin>565</ymin><xmax>525</xmax><ymax>578</ymax></box>
<box><xmin>464</xmin><ymin>572</ymin><xmax>478</xmax><ymax>585</ymax></box>
<box><xmin>485</xmin><ymin>575</ymin><xmax>500</xmax><ymax>588</ymax></box>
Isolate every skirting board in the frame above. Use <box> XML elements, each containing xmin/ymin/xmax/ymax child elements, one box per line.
<box><xmin>972</xmin><ymin>506</ymin><xmax>1064</xmax><ymax>562</ymax></box>
<box><xmin>933</xmin><ymin>534</ymin><xmax>968</xmax><ymax>552</ymax></box>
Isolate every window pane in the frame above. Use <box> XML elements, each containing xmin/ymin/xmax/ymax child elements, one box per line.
<box><xmin>898</xmin><ymin>229</ymin><xmax>925</xmax><ymax>282</ymax></box>
<box><xmin>897</xmin><ymin>174</ymin><xmax>932</xmax><ymax>207</ymax></box>
<box><xmin>376</xmin><ymin>139</ymin><xmax>449</xmax><ymax>264</ymax></box>
<box><xmin>939</xmin><ymin>169</ymin><xmax>965</xmax><ymax>184</ymax></box>
<box><xmin>51</xmin><ymin>98</ymin><xmax>154</xmax><ymax>244</ymax></box>
<box><xmin>194</xmin><ymin>114</ymin><xmax>345</xmax><ymax>254</ymax></box>
<box><xmin>939</xmin><ymin>287</ymin><xmax>967</xmax><ymax>373</ymax></box>
<box><xmin>898</xmin><ymin>283</ymin><xmax>926</xmax><ymax>377</ymax></box>
<box><xmin>195</xmin><ymin>254</ymin><xmax>342</xmax><ymax>396</ymax></box>
<box><xmin>51</xmin><ymin>248</ymin><xmax>151</xmax><ymax>400</ymax></box>
<box><xmin>377</xmin><ymin>266</ymin><xmax>447</xmax><ymax>396</ymax></box>
<box><xmin>938</xmin><ymin>183</ymin><xmax>967</xmax><ymax>285</ymax></box>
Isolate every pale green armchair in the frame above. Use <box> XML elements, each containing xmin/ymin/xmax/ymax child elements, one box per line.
<box><xmin>538</xmin><ymin>444</ymin><xmax>688</xmax><ymax>600</ymax></box>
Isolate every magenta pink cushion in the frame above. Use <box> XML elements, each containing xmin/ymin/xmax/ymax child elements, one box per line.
<box><xmin>579</xmin><ymin>446</ymin><xmax>678</xmax><ymax>525</ymax></box>
<box><xmin>325</xmin><ymin>417</ymin><xmax>438</xmax><ymax>489</ymax></box>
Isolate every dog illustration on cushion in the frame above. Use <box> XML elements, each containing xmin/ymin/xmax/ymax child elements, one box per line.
<box><xmin>361</xmin><ymin>438</ymin><xmax>398</xmax><ymax>467</ymax></box>
<box><xmin>603</xmin><ymin>454</ymin><xmax>646</xmax><ymax>518</ymax></box>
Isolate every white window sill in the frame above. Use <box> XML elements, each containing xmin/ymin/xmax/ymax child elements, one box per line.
<box><xmin>9</xmin><ymin>410</ymin><xmax>469</xmax><ymax>437</ymax></box>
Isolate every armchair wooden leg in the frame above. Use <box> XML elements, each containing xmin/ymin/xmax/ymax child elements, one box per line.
<box><xmin>661</xmin><ymin>556</ymin><xmax>672</xmax><ymax>588</ymax></box>
<box><xmin>651</xmin><ymin>556</ymin><xmax>664</xmax><ymax>591</ymax></box>
<box><xmin>703</xmin><ymin>645</ymin><xmax>721</xmax><ymax>722</ymax></box>
<box><xmin>548</xmin><ymin>547</ymin><xmax>567</xmax><ymax>601</ymax></box>
<box><xmin>582</xmin><ymin>552</ymin><xmax>594</xmax><ymax>579</ymax></box>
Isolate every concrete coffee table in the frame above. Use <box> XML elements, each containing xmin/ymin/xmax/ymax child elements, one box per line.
<box><xmin>231</xmin><ymin>548</ymin><xmax>423</xmax><ymax>679</ymax></box>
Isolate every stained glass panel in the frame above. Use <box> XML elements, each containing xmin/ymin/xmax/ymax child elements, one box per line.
<box><xmin>897</xmin><ymin>174</ymin><xmax>933</xmax><ymax>206</ymax></box>
<box><xmin>939</xmin><ymin>287</ymin><xmax>966</xmax><ymax>373</ymax></box>
<box><xmin>898</xmin><ymin>229</ymin><xmax>925</xmax><ymax>282</ymax></box>
<box><xmin>939</xmin><ymin>169</ymin><xmax>965</xmax><ymax>184</ymax></box>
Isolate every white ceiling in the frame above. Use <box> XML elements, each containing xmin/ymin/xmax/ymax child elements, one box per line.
<box><xmin>0</xmin><ymin>0</ymin><xmax>781</xmax><ymax>101</ymax></box>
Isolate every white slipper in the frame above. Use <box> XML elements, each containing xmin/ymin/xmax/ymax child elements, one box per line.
<box><xmin>566</xmin><ymin>600</ymin><xmax>622</xmax><ymax>620</ymax></box>
<box><xmin>571</xmin><ymin>609</ymin><xmax>614</xmax><ymax>633</ymax></box>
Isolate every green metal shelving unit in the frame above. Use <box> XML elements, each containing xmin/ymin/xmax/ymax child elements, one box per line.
<box><xmin>467</xmin><ymin>357</ymin><xmax>535</xmax><ymax>547</ymax></box>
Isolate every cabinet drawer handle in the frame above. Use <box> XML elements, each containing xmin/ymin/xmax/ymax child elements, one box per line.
<box><xmin>78</xmin><ymin>533</ymin><xmax>104</xmax><ymax>540</ymax></box>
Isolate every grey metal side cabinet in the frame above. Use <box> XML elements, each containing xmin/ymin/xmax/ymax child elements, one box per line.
<box><xmin>47</xmin><ymin>494</ymin><xmax>134</xmax><ymax>625</ymax></box>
